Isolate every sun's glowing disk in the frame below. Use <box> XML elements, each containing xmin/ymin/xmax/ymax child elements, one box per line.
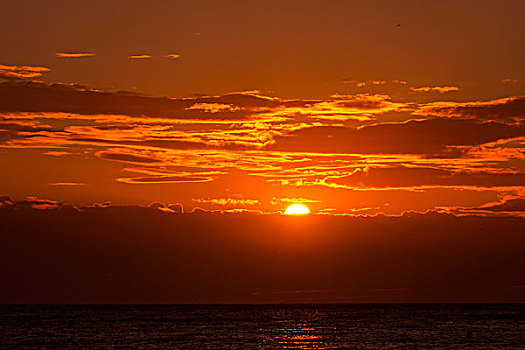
<box><xmin>284</xmin><ymin>204</ymin><xmax>310</xmax><ymax>215</ymax></box>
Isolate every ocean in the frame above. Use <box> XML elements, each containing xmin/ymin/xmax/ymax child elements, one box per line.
<box><xmin>0</xmin><ymin>304</ymin><xmax>523</xmax><ymax>349</ymax></box>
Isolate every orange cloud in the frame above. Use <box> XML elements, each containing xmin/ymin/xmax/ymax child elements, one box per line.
<box><xmin>116</xmin><ymin>175</ymin><xmax>215</xmax><ymax>184</ymax></box>
<box><xmin>186</xmin><ymin>103</ymin><xmax>241</xmax><ymax>113</ymax></box>
<box><xmin>441</xmin><ymin>197</ymin><xmax>525</xmax><ymax>217</ymax></box>
<box><xmin>410</xmin><ymin>86</ymin><xmax>459</xmax><ymax>93</ymax></box>
<box><xmin>270</xmin><ymin>197</ymin><xmax>320</xmax><ymax>205</ymax></box>
<box><xmin>42</xmin><ymin>151</ymin><xmax>72</xmax><ymax>156</ymax></box>
<box><xmin>323</xmin><ymin>165</ymin><xmax>525</xmax><ymax>189</ymax></box>
<box><xmin>48</xmin><ymin>182</ymin><xmax>87</xmax><ymax>186</ymax></box>
<box><xmin>164</xmin><ymin>54</ymin><xmax>181</xmax><ymax>59</ymax></box>
<box><xmin>416</xmin><ymin>96</ymin><xmax>525</xmax><ymax>123</ymax></box>
<box><xmin>268</xmin><ymin>119</ymin><xmax>523</xmax><ymax>156</ymax></box>
<box><xmin>0</xmin><ymin>80</ymin><xmax>522</xmax><ymax>213</ymax></box>
<box><xmin>55</xmin><ymin>52</ymin><xmax>95</xmax><ymax>58</ymax></box>
<box><xmin>341</xmin><ymin>79</ymin><xmax>386</xmax><ymax>86</ymax></box>
<box><xmin>128</xmin><ymin>54</ymin><xmax>153</xmax><ymax>59</ymax></box>
<box><xmin>96</xmin><ymin>151</ymin><xmax>162</xmax><ymax>164</ymax></box>
<box><xmin>0</xmin><ymin>64</ymin><xmax>50</xmax><ymax>80</ymax></box>
<box><xmin>192</xmin><ymin>197</ymin><xmax>260</xmax><ymax>206</ymax></box>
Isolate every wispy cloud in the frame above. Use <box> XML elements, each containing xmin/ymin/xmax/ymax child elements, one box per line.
<box><xmin>186</xmin><ymin>103</ymin><xmax>240</xmax><ymax>113</ymax></box>
<box><xmin>271</xmin><ymin>197</ymin><xmax>321</xmax><ymax>205</ymax></box>
<box><xmin>48</xmin><ymin>182</ymin><xmax>87</xmax><ymax>186</ymax></box>
<box><xmin>42</xmin><ymin>151</ymin><xmax>71</xmax><ymax>156</ymax></box>
<box><xmin>341</xmin><ymin>78</ymin><xmax>385</xmax><ymax>87</ymax></box>
<box><xmin>415</xmin><ymin>96</ymin><xmax>525</xmax><ymax>123</ymax></box>
<box><xmin>0</xmin><ymin>64</ymin><xmax>50</xmax><ymax>80</ymax></box>
<box><xmin>128</xmin><ymin>54</ymin><xmax>153</xmax><ymax>59</ymax></box>
<box><xmin>193</xmin><ymin>197</ymin><xmax>260</xmax><ymax>206</ymax></box>
<box><xmin>410</xmin><ymin>86</ymin><xmax>459</xmax><ymax>93</ymax></box>
<box><xmin>56</xmin><ymin>52</ymin><xmax>95</xmax><ymax>58</ymax></box>
<box><xmin>116</xmin><ymin>175</ymin><xmax>215</xmax><ymax>184</ymax></box>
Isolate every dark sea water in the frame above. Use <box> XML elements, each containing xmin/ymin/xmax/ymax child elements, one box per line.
<box><xmin>0</xmin><ymin>304</ymin><xmax>523</xmax><ymax>349</ymax></box>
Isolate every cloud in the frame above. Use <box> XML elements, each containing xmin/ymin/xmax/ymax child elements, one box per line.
<box><xmin>271</xmin><ymin>197</ymin><xmax>321</xmax><ymax>205</ymax></box>
<box><xmin>55</xmin><ymin>52</ymin><xmax>95</xmax><ymax>58</ymax></box>
<box><xmin>0</xmin><ymin>196</ymin><xmax>61</xmax><ymax>210</ymax></box>
<box><xmin>416</xmin><ymin>96</ymin><xmax>525</xmax><ymax>123</ymax></box>
<box><xmin>167</xmin><ymin>203</ymin><xmax>184</xmax><ymax>213</ymax></box>
<box><xmin>42</xmin><ymin>151</ymin><xmax>71</xmax><ymax>156</ymax></box>
<box><xmin>116</xmin><ymin>175</ymin><xmax>214</xmax><ymax>184</ymax></box>
<box><xmin>0</xmin><ymin>79</ymin><xmax>522</xmax><ymax>203</ymax></box>
<box><xmin>479</xmin><ymin>198</ymin><xmax>525</xmax><ymax>212</ymax></box>
<box><xmin>186</xmin><ymin>103</ymin><xmax>241</xmax><ymax>113</ymax></box>
<box><xmin>192</xmin><ymin>197</ymin><xmax>260</xmax><ymax>206</ymax></box>
<box><xmin>148</xmin><ymin>201</ymin><xmax>184</xmax><ymax>213</ymax></box>
<box><xmin>0</xmin><ymin>203</ymin><xmax>523</xmax><ymax>303</ymax></box>
<box><xmin>324</xmin><ymin>165</ymin><xmax>525</xmax><ymax>189</ymax></box>
<box><xmin>0</xmin><ymin>81</ymin><xmax>410</xmax><ymax>124</ymax></box>
<box><xmin>128</xmin><ymin>54</ymin><xmax>153</xmax><ymax>59</ymax></box>
<box><xmin>410</xmin><ymin>86</ymin><xmax>459</xmax><ymax>93</ymax></box>
<box><xmin>501</xmin><ymin>79</ymin><xmax>518</xmax><ymax>83</ymax></box>
<box><xmin>268</xmin><ymin>119</ymin><xmax>524</xmax><ymax>156</ymax></box>
<box><xmin>442</xmin><ymin>197</ymin><xmax>525</xmax><ymax>217</ymax></box>
<box><xmin>96</xmin><ymin>151</ymin><xmax>161</xmax><ymax>164</ymax></box>
<box><xmin>48</xmin><ymin>182</ymin><xmax>87</xmax><ymax>186</ymax></box>
<box><xmin>265</xmin><ymin>94</ymin><xmax>407</xmax><ymax>122</ymax></box>
<box><xmin>0</xmin><ymin>81</ymin><xmax>270</xmax><ymax>120</ymax></box>
<box><xmin>0</xmin><ymin>64</ymin><xmax>50</xmax><ymax>80</ymax></box>
<box><xmin>92</xmin><ymin>201</ymin><xmax>112</xmax><ymax>208</ymax></box>
<box><xmin>164</xmin><ymin>54</ymin><xmax>181</xmax><ymax>59</ymax></box>
<box><xmin>341</xmin><ymin>79</ymin><xmax>386</xmax><ymax>86</ymax></box>
<box><xmin>0</xmin><ymin>195</ymin><xmax>14</xmax><ymax>206</ymax></box>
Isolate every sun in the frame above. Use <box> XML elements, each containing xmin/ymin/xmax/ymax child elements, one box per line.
<box><xmin>284</xmin><ymin>204</ymin><xmax>310</xmax><ymax>215</ymax></box>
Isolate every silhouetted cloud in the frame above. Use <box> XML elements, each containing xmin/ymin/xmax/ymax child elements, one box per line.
<box><xmin>416</xmin><ymin>96</ymin><xmax>525</xmax><ymax>123</ymax></box>
<box><xmin>0</xmin><ymin>81</ymin><xmax>274</xmax><ymax>120</ymax></box>
<box><xmin>324</xmin><ymin>165</ymin><xmax>525</xmax><ymax>189</ymax></box>
<box><xmin>0</xmin><ymin>201</ymin><xmax>523</xmax><ymax>303</ymax></box>
<box><xmin>268</xmin><ymin>119</ymin><xmax>524</xmax><ymax>156</ymax></box>
<box><xmin>96</xmin><ymin>151</ymin><xmax>161</xmax><ymax>164</ymax></box>
<box><xmin>442</xmin><ymin>197</ymin><xmax>525</xmax><ymax>217</ymax></box>
<box><xmin>480</xmin><ymin>198</ymin><xmax>525</xmax><ymax>212</ymax></box>
<box><xmin>117</xmin><ymin>175</ymin><xmax>214</xmax><ymax>184</ymax></box>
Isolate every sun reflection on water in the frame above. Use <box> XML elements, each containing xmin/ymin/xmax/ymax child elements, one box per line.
<box><xmin>262</xmin><ymin>309</ymin><xmax>332</xmax><ymax>349</ymax></box>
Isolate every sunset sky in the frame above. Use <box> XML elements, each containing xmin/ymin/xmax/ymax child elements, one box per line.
<box><xmin>1</xmin><ymin>0</ymin><xmax>524</xmax><ymax>303</ymax></box>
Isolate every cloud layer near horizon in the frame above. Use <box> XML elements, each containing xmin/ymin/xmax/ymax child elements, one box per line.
<box><xmin>0</xmin><ymin>203</ymin><xmax>523</xmax><ymax>303</ymax></box>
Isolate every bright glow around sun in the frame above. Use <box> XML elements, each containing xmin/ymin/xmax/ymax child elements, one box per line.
<box><xmin>284</xmin><ymin>204</ymin><xmax>310</xmax><ymax>215</ymax></box>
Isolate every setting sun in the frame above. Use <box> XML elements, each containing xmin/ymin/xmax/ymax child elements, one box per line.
<box><xmin>284</xmin><ymin>204</ymin><xmax>310</xmax><ymax>215</ymax></box>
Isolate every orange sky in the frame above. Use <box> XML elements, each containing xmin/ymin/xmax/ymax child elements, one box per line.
<box><xmin>0</xmin><ymin>0</ymin><xmax>524</xmax><ymax>303</ymax></box>
<box><xmin>1</xmin><ymin>0</ymin><xmax>524</xmax><ymax>215</ymax></box>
